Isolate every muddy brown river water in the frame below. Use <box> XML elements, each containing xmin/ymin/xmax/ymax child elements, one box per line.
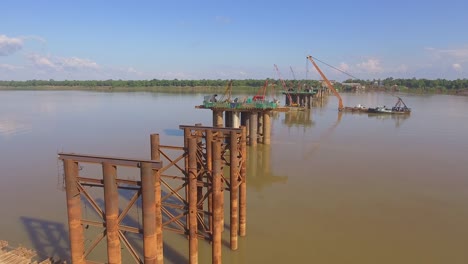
<box><xmin>0</xmin><ymin>91</ymin><xmax>467</xmax><ymax>263</ymax></box>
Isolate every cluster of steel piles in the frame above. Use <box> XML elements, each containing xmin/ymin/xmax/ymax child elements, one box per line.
<box><xmin>60</xmin><ymin>153</ymin><xmax>163</xmax><ymax>264</ymax></box>
<box><xmin>283</xmin><ymin>93</ymin><xmax>314</xmax><ymax>108</ymax></box>
<box><xmin>59</xmin><ymin>125</ymin><xmax>247</xmax><ymax>264</ymax></box>
<box><xmin>212</xmin><ymin>110</ymin><xmax>271</xmax><ymax>146</ymax></box>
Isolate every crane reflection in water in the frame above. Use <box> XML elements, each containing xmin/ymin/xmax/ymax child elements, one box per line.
<box><xmin>305</xmin><ymin>111</ymin><xmax>343</xmax><ymax>156</ymax></box>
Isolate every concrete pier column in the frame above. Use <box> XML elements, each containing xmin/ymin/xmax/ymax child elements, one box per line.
<box><xmin>103</xmin><ymin>163</ymin><xmax>121</xmax><ymax>264</ymax></box>
<box><xmin>240</xmin><ymin>112</ymin><xmax>247</xmax><ymax>126</ymax></box>
<box><xmin>249</xmin><ymin>112</ymin><xmax>258</xmax><ymax>146</ymax></box>
<box><xmin>263</xmin><ymin>111</ymin><xmax>271</xmax><ymax>145</ymax></box>
<box><xmin>212</xmin><ymin>110</ymin><xmax>224</xmax><ymax>128</ymax></box>
<box><xmin>257</xmin><ymin>112</ymin><xmax>263</xmax><ymax>143</ymax></box>
<box><xmin>64</xmin><ymin>159</ymin><xmax>85</xmax><ymax>264</ymax></box>
<box><xmin>232</xmin><ymin>111</ymin><xmax>240</xmax><ymax>128</ymax></box>
<box><xmin>241</xmin><ymin>112</ymin><xmax>250</xmax><ymax>139</ymax></box>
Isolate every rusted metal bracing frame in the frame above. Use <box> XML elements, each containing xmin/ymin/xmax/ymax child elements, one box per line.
<box><xmin>154</xmin><ymin>144</ymin><xmax>189</xmax><ymax>236</ymax></box>
<box><xmin>59</xmin><ymin>153</ymin><xmax>162</xmax><ymax>169</ymax></box>
<box><xmin>59</xmin><ymin>153</ymin><xmax>163</xmax><ymax>264</ymax></box>
<box><xmin>60</xmin><ymin>126</ymin><xmax>247</xmax><ymax>264</ymax></box>
<box><xmin>179</xmin><ymin>125</ymin><xmax>247</xmax><ymax>256</ymax></box>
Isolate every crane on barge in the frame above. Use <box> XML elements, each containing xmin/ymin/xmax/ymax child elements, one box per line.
<box><xmin>306</xmin><ymin>55</ymin><xmax>344</xmax><ymax>111</ymax></box>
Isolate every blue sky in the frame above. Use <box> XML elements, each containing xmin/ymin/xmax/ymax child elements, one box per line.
<box><xmin>1</xmin><ymin>0</ymin><xmax>467</xmax><ymax>81</ymax></box>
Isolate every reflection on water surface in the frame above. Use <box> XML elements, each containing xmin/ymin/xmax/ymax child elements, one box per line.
<box><xmin>0</xmin><ymin>91</ymin><xmax>468</xmax><ymax>263</ymax></box>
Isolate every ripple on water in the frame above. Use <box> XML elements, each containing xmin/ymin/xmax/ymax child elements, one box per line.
<box><xmin>0</xmin><ymin>119</ymin><xmax>32</xmax><ymax>137</ymax></box>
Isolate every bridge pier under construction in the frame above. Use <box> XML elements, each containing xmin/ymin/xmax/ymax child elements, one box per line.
<box><xmin>58</xmin><ymin>124</ymin><xmax>248</xmax><ymax>264</ymax></box>
<box><xmin>282</xmin><ymin>92</ymin><xmax>316</xmax><ymax>108</ymax></box>
<box><xmin>212</xmin><ymin>109</ymin><xmax>272</xmax><ymax>146</ymax></box>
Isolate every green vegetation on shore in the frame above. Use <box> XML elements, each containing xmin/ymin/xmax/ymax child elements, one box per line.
<box><xmin>344</xmin><ymin>78</ymin><xmax>468</xmax><ymax>94</ymax></box>
<box><xmin>0</xmin><ymin>78</ymin><xmax>467</xmax><ymax>95</ymax></box>
<box><xmin>0</xmin><ymin>79</ymin><xmax>317</xmax><ymax>89</ymax></box>
<box><xmin>0</xmin><ymin>79</ymin><xmax>320</xmax><ymax>94</ymax></box>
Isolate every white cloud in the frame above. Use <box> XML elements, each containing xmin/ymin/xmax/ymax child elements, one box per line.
<box><xmin>338</xmin><ymin>62</ymin><xmax>350</xmax><ymax>72</ymax></box>
<box><xmin>0</xmin><ymin>35</ymin><xmax>23</xmax><ymax>56</ymax></box>
<box><xmin>452</xmin><ymin>63</ymin><xmax>462</xmax><ymax>71</ymax></box>
<box><xmin>26</xmin><ymin>53</ymin><xmax>57</xmax><ymax>69</ymax></box>
<box><xmin>356</xmin><ymin>58</ymin><xmax>383</xmax><ymax>73</ymax></box>
<box><xmin>426</xmin><ymin>46</ymin><xmax>468</xmax><ymax>61</ymax></box>
<box><xmin>26</xmin><ymin>53</ymin><xmax>99</xmax><ymax>71</ymax></box>
<box><xmin>58</xmin><ymin>57</ymin><xmax>99</xmax><ymax>70</ymax></box>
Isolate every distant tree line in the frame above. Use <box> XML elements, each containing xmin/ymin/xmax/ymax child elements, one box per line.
<box><xmin>0</xmin><ymin>79</ymin><xmax>320</xmax><ymax>89</ymax></box>
<box><xmin>1</xmin><ymin>78</ymin><xmax>466</xmax><ymax>92</ymax></box>
<box><xmin>343</xmin><ymin>78</ymin><xmax>468</xmax><ymax>91</ymax></box>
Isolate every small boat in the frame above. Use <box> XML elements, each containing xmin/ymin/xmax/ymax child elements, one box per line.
<box><xmin>343</xmin><ymin>103</ymin><xmax>368</xmax><ymax>113</ymax></box>
<box><xmin>368</xmin><ymin>105</ymin><xmax>393</xmax><ymax>113</ymax></box>
<box><xmin>367</xmin><ymin>97</ymin><xmax>411</xmax><ymax>114</ymax></box>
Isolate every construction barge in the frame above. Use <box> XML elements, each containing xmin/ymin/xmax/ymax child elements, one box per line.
<box><xmin>341</xmin><ymin>97</ymin><xmax>412</xmax><ymax>114</ymax></box>
<box><xmin>367</xmin><ymin>96</ymin><xmax>411</xmax><ymax>114</ymax></box>
<box><xmin>306</xmin><ymin>55</ymin><xmax>412</xmax><ymax>115</ymax></box>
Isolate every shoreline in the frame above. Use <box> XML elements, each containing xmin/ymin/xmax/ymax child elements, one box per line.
<box><xmin>0</xmin><ymin>85</ymin><xmax>257</xmax><ymax>94</ymax></box>
<box><xmin>1</xmin><ymin>85</ymin><xmax>467</xmax><ymax>96</ymax></box>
